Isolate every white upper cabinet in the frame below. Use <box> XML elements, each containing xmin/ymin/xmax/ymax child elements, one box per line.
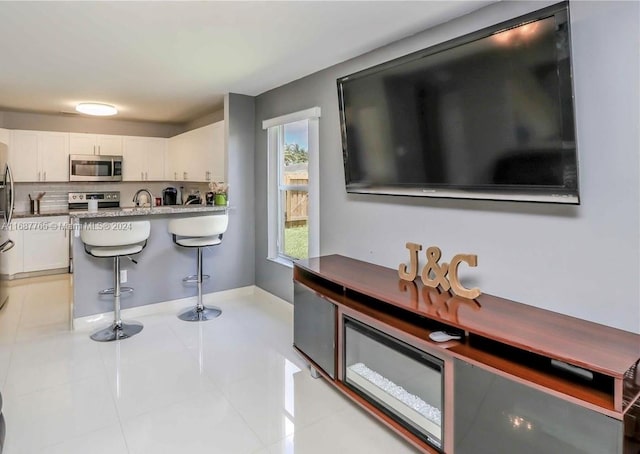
<box><xmin>37</xmin><ymin>132</ymin><xmax>69</xmax><ymax>181</ymax></box>
<box><xmin>168</xmin><ymin>128</ymin><xmax>197</xmax><ymax>181</ymax></box>
<box><xmin>5</xmin><ymin>124</ymin><xmax>221</xmax><ymax>183</ymax></box>
<box><xmin>69</xmin><ymin>133</ymin><xmax>123</xmax><ymax>156</ymax></box>
<box><xmin>122</xmin><ymin>136</ymin><xmax>168</xmax><ymax>181</ymax></box>
<box><xmin>207</xmin><ymin>121</ymin><xmax>225</xmax><ymax>182</ymax></box>
<box><xmin>9</xmin><ymin>130</ymin><xmax>38</xmax><ymax>181</ymax></box>
<box><xmin>9</xmin><ymin>130</ymin><xmax>69</xmax><ymax>182</ymax></box>
<box><xmin>167</xmin><ymin>120</ymin><xmax>225</xmax><ymax>182</ymax></box>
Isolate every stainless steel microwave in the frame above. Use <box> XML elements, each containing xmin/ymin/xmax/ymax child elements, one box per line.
<box><xmin>69</xmin><ymin>154</ymin><xmax>123</xmax><ymax>182</ymax></box>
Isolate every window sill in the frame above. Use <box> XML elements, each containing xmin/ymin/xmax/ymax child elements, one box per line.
<box><xmin>267</xmin><ymin>256</ymin><xmax>294</xmax><ymax>269</ymax></box>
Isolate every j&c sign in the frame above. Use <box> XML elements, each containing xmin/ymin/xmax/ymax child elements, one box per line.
<box><xmin>398</xmin><ymin>243</ymin><xmax>481</xmax><ymax>300</ymax></box>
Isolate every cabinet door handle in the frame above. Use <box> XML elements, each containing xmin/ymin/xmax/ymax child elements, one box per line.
<box><xmin>38</xmin><ymin>171</ymin><xmax>41</xmax><ymax>181</ymax></box>
<box><xmin>174</xmin><ymin>172</ymin><xmax>177</xmax><ymax>180</ymax></box>
<box><xmin>43</xmin><ymin>171</ymin><xmax>46</xmax><ymax>181</ymax></box>
<box><xmin>141</xmin><ymin>171</ymin><xmax>144</xmax><ymax>180</ymax></box>
<box><xmin>98</xmin><ymin>145</ymin><xmax>101</xmax><ymax>155</ymax></box>
<box><xmin>145</xmin><ymin>172</ymin><xmax>148</xmax><ymax>180</ymax></box>
<box><xmin>183</xmin><ymin>172</ymin><xmax>187</xmax><ymax>180</ymax></box>
<box><xmin>0</xmin><ymin>239</ymin><xmax>14</xmax><ymax>253</ymax></box>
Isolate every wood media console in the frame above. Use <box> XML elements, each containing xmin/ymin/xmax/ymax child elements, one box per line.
<box><xmin>293</xmin><ymin>255</ymin><xmax>640</xmax><ymax>453</ymax></box>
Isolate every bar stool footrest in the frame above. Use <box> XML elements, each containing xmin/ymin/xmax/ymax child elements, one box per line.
<box><xmin>182</xmin><ymin>275</ymin><xmax>210</xmax><ymax>283</ymax></box>
<box><xmin>99</xmin><ymin>287</ymin><xmax>133</xmax><ymax>295</ymax></box>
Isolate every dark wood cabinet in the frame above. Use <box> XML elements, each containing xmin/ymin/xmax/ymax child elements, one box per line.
<box><xmin>293</xmin><ymin>282</ymin><xmax>337</xmax><ymax>378</ymax></box>
<box><xmin>454</xmin><ymin>359</ymin><xmax>623</xmax><ymax>454</ymax></box>
<box><xmin>293</xmin><ymin>255</ymin><xmax>640</xmax><ymax>454</ymax></box>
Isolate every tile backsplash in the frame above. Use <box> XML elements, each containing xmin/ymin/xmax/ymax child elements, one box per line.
<box><xmin>15</xmin><ymin>181</ymin><xmax>211</xmax><ymax>213</ymax></box>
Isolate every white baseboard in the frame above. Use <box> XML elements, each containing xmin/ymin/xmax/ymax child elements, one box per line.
<box><xmin>253</xmin><ymin>286</ymin><xmax>292</xmax><ymax>306</ymax></box>
<box><xmin>72</xmin><ymin>285</ymin><xmax>256</xmax><ymax>331</ymax></box>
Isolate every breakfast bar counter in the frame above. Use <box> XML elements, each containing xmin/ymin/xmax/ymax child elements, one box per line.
<box><xmin>70</xmin><ymin>204</ymin><xmax>227</xmax><ymax>219</ymax></box>
<box><xmin>70</xmin><ymin>206</ymin><xmax>229</xmax><ymax>321</ymax></box>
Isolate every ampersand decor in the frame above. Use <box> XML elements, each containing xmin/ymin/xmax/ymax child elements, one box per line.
<box><xmin>398</xmin><ymin>243</ymin><xmax>482</xmax><ymax>300</ymax></box>
<box><xmin>421</xmin><ymin>246</ymin><xmax>450</xmax><ymax>291</ymax></box>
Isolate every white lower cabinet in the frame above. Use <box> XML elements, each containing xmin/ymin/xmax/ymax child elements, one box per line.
<box><xmin>2</xmin><ymin>216</ymin><xmax>70</xmax><ymax>276</ymax></box>
<box><xmin>0</xmin><ymin>226</ymin><xmax>23</xmax><ymax>277</ymax></box>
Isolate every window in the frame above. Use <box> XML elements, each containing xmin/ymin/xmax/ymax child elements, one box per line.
<box><xmin>263</xmin><ymin>107</ymin><xmax>320</xmax><ymax>265</ymax></box>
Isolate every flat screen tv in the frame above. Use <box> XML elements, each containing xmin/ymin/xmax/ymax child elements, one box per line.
<box><xmin>337</xmin><ymin>2</ymin><xmax>579</xmax><ymax>204</ymax></box>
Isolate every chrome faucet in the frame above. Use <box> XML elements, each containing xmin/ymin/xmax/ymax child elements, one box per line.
<box><xmin>133</xmin><ymin>189</ymin><xmax>153</xmax><ymax>207</ymax></box>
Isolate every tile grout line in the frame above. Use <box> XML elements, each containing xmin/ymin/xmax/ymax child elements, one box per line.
<box><xmin>97</xmin><ymin>338</ymin><xmax>133</xmax><ymax>454</ymax></box>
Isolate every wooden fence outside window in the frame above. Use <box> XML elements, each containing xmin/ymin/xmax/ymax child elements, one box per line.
<box><xmin>284</xmin><ymin>172</ymin><xmax>308</xmax><ymax>227</ymax></box>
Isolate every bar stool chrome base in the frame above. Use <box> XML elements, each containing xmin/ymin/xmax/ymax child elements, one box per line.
<box><xmin>90</xmin><ymin>320</ymin><xmax>143</xmax><ymax>342</ymax></box>
<box><xmin>177</xmin><ymin>305</ymin><xmax>221</xmax><ymax>322</ymax></box>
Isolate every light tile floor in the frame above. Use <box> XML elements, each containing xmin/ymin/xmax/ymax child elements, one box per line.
<box><xmin>0</xmin><ymin>274</ymin><xmax>419</xmax><ymax>454</ymax></box>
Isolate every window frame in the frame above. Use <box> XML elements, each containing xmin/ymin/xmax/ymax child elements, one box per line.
<box><xmin>263</xmin><ymin>107</ymin><xmax>320</xmax><ymax>267</ymax></box>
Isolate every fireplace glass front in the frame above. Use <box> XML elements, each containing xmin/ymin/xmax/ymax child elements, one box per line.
<box><xmin>343</xmin><ymin>316</ymin><xmax>444</xmax><ymax>451</ymax></box>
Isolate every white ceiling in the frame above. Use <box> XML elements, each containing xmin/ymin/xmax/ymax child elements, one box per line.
<box><xmin>0</xmin><ymin>1</ymin><xmax>494</xmax><ymax>124</ymax></box>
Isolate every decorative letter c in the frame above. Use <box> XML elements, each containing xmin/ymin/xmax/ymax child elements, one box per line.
<box><xmin>448</xmin><ymin>254</ymin><xmax>481</xmax><ymax>300</ymax></box>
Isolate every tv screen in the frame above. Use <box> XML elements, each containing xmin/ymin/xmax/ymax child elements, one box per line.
<box><xmin>338</xmin><ymin>2</ymin><xmax>578</xmax><ymax>204</ymax></box>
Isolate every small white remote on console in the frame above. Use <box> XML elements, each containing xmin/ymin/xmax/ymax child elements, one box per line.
<box><xmin>429</xmin><ymin>331</ymin><xmax>462</xmax><ymax>342</ymax></box>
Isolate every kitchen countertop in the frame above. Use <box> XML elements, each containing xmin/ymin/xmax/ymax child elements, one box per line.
<box><xmin>13</xmin><ymin>205</ymin><xmax>228</xmax><ymax>219</ymax></box>
<box><xmin>13</xmin><ymin>210</ymin><xmax>70</xmax><ymax>219</ymax></box>
<box><xmin>70</xmin><ymin>204</ymin><xmax>228</xmax><ymax>219</ymax></box>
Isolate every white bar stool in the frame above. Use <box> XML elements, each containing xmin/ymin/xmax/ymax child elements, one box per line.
<box><xmin>168</xmin><ymin>214</ymin><xmax>228</xmax><ymax>321</ymax></box>
<box><xmin>81</xmin><ymin>220</ymin><xmax>151</xmax><ymax>342</ymax></box>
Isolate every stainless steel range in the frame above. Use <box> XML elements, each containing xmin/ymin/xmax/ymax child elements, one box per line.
<box><xmin>68</xmin><ymin>191</ymin><xmax>121</xmax><ymax>274</ymax></box>
<box><xmin>68</xmin><ymin>191</ymin><xmax>120</xmax><ymax>210</ymax></box>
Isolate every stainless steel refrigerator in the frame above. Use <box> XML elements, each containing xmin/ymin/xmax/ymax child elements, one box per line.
<box><xmin>0</xmin><ymin>140</ymin><xmax>11</xmax><ymax>453</ymax></box>
<box><xmin>0</xmin><ymin>141</ymin><xmax>14</xmax><ymax>311</ymax></box>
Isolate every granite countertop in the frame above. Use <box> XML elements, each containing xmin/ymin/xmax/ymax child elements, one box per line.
<box><xmin>13</xmin><ymin>210</ymin><xmax>70</xmax><ymax>219</ymax></box>
<box><xmin>70</xmin><ymin>205</ymin><xmax>228</xmax><ymax>219</ymax></box>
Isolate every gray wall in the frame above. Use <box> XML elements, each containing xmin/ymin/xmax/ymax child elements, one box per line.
<box><xmin>0</xmin><ymin>110</ymin><xmax>183</xmax><ymax>137</ymax></box>
<box><xmin>182</xmin><ymin>109</ymin><xmax>225</xmax><ymax>133</ymax></box>
<box><xmin>254</xmin><ymin>1</ymin><xmax>640</xmax><ymax>333</ymax></box>
<box><xmin>223</xmin><ymin>93</ymin><xmax>256</xmax><ymax>289</ymax></box>
<box><xmin>0</xmin><ymin>107</ymin><xmax>227</xmax><ymax>137</ymax></box>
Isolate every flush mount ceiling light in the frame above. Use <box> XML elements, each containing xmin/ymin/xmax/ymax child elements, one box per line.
<box><xmin>75</xmin><ymin>102</ymin><xmax>118</xmax><ymax>116</ymax></box>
